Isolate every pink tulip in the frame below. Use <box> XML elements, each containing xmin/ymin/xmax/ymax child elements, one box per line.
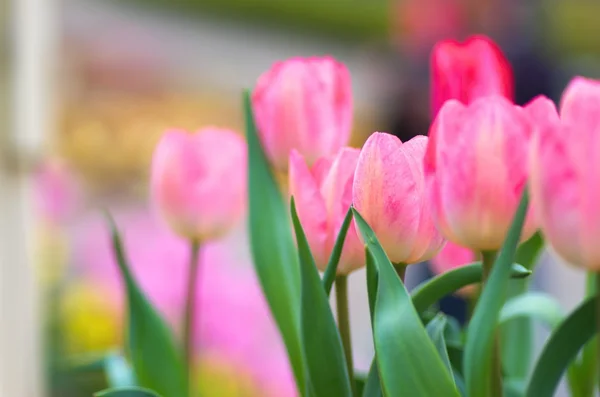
<box><xmin>353</xmin><ymin>132</ymin><xmax>445</xmax><ymax>264</ymax></box>
<box><xmin>150</xmin><ymin>128</ymin><xmax>247</xmax><ymax>241</ymax></box>
<box><xmin>252</xmin><ymin>56</ymin><xmax>353</xmax><ymax>171</ymax></box>
<box><xmin>529</xmin><ymin>77</ymin><xmax>600</xmax><ymax>270</ymax></box>
<box><xmin>425</xmin><ymin>96</ymin><xmax>536</xmax><ymax>251</ymax></box>
<box><xmin>289</xmin><ymin>147</ymin><xmax>363</xmax><ymax>274</ymax></box>
<box><xmin>431</xmin><ymin>35</ymin><xmax>513</xmax><ymax>117</ymax></box>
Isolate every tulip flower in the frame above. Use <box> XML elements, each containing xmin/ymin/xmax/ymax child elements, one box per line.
<box><xmin>150</xmin><ymin>128</ymin><xmax>247</xmax><ymax>241</ymax></box>
<box><xmin>431</xmin><ymin>35</ymin><xmax>513</xmax><ymax>117</ymax></box>
<box><xmin>252</xmin><ymin>56</ymin><xmax>353</xmax><ymax>171</ymax></box>
<box><xmin>430</xmin><ymin>242</ymin><xmax>477</xmax><ymax>296</ymax></box>
<box><xmin>425</xmin><ymin>96</ymin><xmax>537</xmax><ymax>251</ymax></box>
<box><xmin>353</xmin><ymin>132</ymin><xmax>445</xmax><ymax>265</ymax></box>
<box><xmin>34</xmin><ymin>158</ymin><xmax>81</xmax><ymax>225</ymax></box>
<box><xmin>289</xmin><ymin>147</ymin><xmax>363</xmax><ymax>274</ymax></box>
<box><xmin>529</xmin><ymin>77</ymin><xmax>600</xmax><ymax>270</ymax></box>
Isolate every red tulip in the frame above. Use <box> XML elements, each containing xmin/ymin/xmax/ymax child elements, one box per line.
<box><xmin>431</xmin><ymin>35</ymin><xmax>513</xmax><ymax>117</ymax></box>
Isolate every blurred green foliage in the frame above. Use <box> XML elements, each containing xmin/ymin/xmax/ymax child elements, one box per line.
<box><xmin>126</xmin><ymin>0</ymin><xmax>389</xmax><ymax>41</ymax></box>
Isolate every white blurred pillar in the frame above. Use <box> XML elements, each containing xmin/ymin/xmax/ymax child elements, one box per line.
<box><xmin>0</xmin><ymin>0</ymin><xmax>56</xmax><ymax>395</ymax></box>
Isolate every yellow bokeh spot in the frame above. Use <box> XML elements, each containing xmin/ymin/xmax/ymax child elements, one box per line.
<box><xmin>59</xmin><ymin>281</ymin><xmax>122</xmax><ymax>356</ymax></box>
<box><xmin>195</xmin><ymin>354</ymin><xmax>266</xmax><ymax>397</ymax></box>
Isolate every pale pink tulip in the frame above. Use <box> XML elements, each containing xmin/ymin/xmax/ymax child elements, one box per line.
<box><xmin>150</xmin><ymin>128</ymin><xmax>247</xmax><ymax>241</ymax></box>
<box><xmin>431</xmin><ymin>35</ymin><xmax>513</xmax><ymax>117</ymax></box>
<box><xmin>425</xmin><ymin>96</ymin><xmax>536</xmax><ymax>251</ymax></box>
<box><xmin>34</xmin><ymin>158</ymin><xmax>81</xmax><ymax>224</ymax></box>
<box><xmin>529</xmin><ymin>77</ymin><xmax>600</xmax><ymax>270</ymax></box>
<box><xmin>252</xmin><ymin>56</ymin><xmax>353</xmax><ymax>171</ymax></box>
<box><xmin>289</xmin><ymin>147</ymin><xmax>363</xmax><ymax>274</ymax></box>
<box><xmin>430</xmin><ymin>242</ymin><xmax>475</xmax><ymax>275</ymax></box>
<box><xmin>353</xmin><ymin>132</ymin><xmax>445</xmax><ymax>264</ymax></box>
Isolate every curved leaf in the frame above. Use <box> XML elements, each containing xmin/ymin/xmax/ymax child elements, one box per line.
<box><xmin>526</xmin><ymin>296</ymin><xmax>596</xmax><ymax>397</ymax></box>
<box><xmin>463</xmin><ymin>190</ymin><xmax>530</xmax><ymax>397</ymax></box>
<box><xmin>106</xmin><ymin>215</ymin><xmax>186</xmax><ymax>397</ymax></box>
<box><xmin>353</xmin><ymin>208</ymin><xmax>459</xmax><ymax>397</ymax></box>
<box><xmin>322</xmin><ymin>208</ymin><xmax>353</xmax><ymax>295</ymax></box>
<box><xmin>426</xmin><ymin>314</ymin><xmax>453</xmax><ymax>378</ymax></box>
<box><xmin>95</xmin><ymin>387</ymin><xmax>161</xmax><ymax>397</ymax></box>
<box><xmin>291</xmin><ymin>198</ymin><xmax>352</xmax><ymax>397</ymax></box>
<box><xmin>244</xmin><ymin>91</ymin><xmax>307</xmax><ymax>394</ymax></box>
<box><xmin>411</xmin><ymin>263</ymin><xmax>531</xmax><ymax>314</ymax></box>
<box><xmin>499</xmin><ymin>292</ymin><xmax>563</xmax><ymax>328</ymax></box>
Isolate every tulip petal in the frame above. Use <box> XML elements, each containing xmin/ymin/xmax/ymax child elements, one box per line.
<box><xmin>288</xmin><ymin>150</ymin><xmax>329</xmax><ymax>267</ymax></box>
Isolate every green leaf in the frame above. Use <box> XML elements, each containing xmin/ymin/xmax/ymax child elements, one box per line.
<box><xmin>577</xmin><ymin>273</ymin><xmax>598</xmax><ymax>397</ymax></box>
<box><xmin>504</xmin><ymin>379</ymin><xmax>526</xmax><ymax>397</ymax></box>
<box><xmin>499</xmin><ymin>292</ymin><xmax>563</xmax><ymax>328</ymax></box>
<box><xmin>526</xmin><ymin>296</ymin><xmax>596</xmax><ymax>397</ymax></box>
<box><xmin>425</xmin><ymin>314</ymin><xmax>453</xmax><ymax>378</ymax></box>
<box><xmin>105</xmin><ymin>352</ymin><xmax>136</xmax><ymax>388</ymax></box>
<box><xmin>244</xmin><ymin>91</ymin><xmax>307</xmax><ymax>394</ymax></box>
<box><xmin>352</xmin><ymin>208</ymin><xmax>460</xmax><ymax>397</ymax></box>
<box><xmin>94</xmin><ymin>387</ymin><xmax>161</xmax><ymax>397</ymax></box>
<box><xmin>290</xmin><ymin>198</ymin><xmax>352</xmax><ymax>397</ymax></box>
<box><xmin>365</xmin><ymin>248</ymin><xmax>378</xmax><ymax>328</ymax></box>
<box><xmin>362</xmin><ymin>361</ymin><xmax>382</xmax><ymax>397</ymax></box>
<box><xmin>411</xmin><ymin>262</ymin><xmax>531</xmax><ymax>314</ymax></box>
<box><xmin>106</xmin><ymin>215</ymin><xmax>186</xmax><ymax>397</ymax></box>
<box><xmin>463</xmin><ymin>189</ymin><xmax>530</xmax><ymax>397</ymax></box>
<box><xmin>322</xmin><ymin>208</ymin><xmax>353</xmax><ymax>295</ymax></box>
<box><xmin>502</xmin><ymin>232</ymin><xmax>545</xmax><ymax>379</ymax></box>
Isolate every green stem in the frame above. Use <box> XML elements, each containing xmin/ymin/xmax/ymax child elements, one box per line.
<box><xmin>393</xmin><ymin>262</ymin><xmax>407</xmax><ymax>283</ymax></box>
<box><xmin>335</xmin><ymin>275</ymin><xmax>357</xmax><ymax>396</ymax></box>
<box><xmin>482</xmin><ymin>250</ymin><xmax>502</xmax><ymax>397</ymax></box>
<box><xmin>183</xmin><ymin>240</ymin><xmax>201</xmax><ymax>395</ymax></box>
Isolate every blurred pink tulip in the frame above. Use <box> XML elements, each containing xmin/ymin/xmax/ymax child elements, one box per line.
<box><xmin>34</xmin><ymin>158</ymin><xmax>81</xmax><ymax>224</ymax></box>
<box><xmin>529</xmin><ymin>77</ymin><xmax>600</xmax><ymax>270</ymax></box>
<box><xmin>431</xmin><ymin>35</ymin><xmax>513</xmax><ymax>117</ymax></box>
<box><xmin>353</xmin><ymin>132</ymin><xmax>445</xmax><ymax>264</ymax></box>
<box><xmin>150</xmin><ymin>128</ymin><xmax>247</xmax><ymax>241</ymax></box>
<box><xmin>430</xmin><ymin>242</ymin><xmax>475</xmax><ymax>275</ymax></box>
<box><xmin>425</xmin><ymin>96</ymin><xmax>536</xmax><ymax>251</ymax></box>
<box><xmin>430</xmin><ymin>242</ymin><xmax>477</xmax><ymax>296</ymax></box>
<box><xmin>252</xmin><ymin>56</ymin><xmax>353</xmax><ymax>171</ymax></box>
<box><xmin>289</xmin><ymin>147</ymin><xmax>363</xmax><ymax>274</ymax></box>
<box><xmin>72</xmin><ymin>207</ymin><xmax>296</xmax><ymax>396</ymax></box>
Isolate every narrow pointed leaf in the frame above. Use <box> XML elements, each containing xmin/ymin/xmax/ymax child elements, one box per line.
<box><xmin>353</xmin><ymin>208</ymin><xmax>460</xmax><ymax>397</ymax></box>
<box><xmin>499</xmin><ymin>292</ymin><xmax>563</xmax><ymax>328</ymax></box>
<box><xmin>244</xmin><ymin>91</ymin><xmax>307</xmax><ymax>394</ymax></box>
<box><xmin>95</xmin><ymin>387</ymin><xmax>161</xmax><ymax>397</ymax></box>
<box><xmin>323</xmin><ymin>208</ymin><xmax>353</xmax><ymax>295</ymax></box>
<box><xmin>106</xmin><ymin>215</ymin><xmax>186</xmax><ymax>397</ymax></box>
<box><xmin>365</xmin><ymin>248</ymin><xmax>378</xmax><ymax>328</ymax></box>
<box><xmin>411</xmin><ymin>262</ymin><xmax>531</xmax><ymax>314</ymax></box>
<box><xmin>425</xmin><ymin>314</ymin><xmax>453</xmax><ymax>379</ymax></box>
<box><xmin>463</xmin><ymin>190</ymin><xmax>530</xmax><ymax>397</ymax></box>
<box><xmin>291</xmin><ymin>198</ymin><xmax>352</xmax><ymax>397</ymax></box>
<box><xmin>526</xmin><ymin>296</ymin><xmax>596</xmax><ymax>397</ymax></box>
<box><xmin>362</xmin><ymin>361</ymin><xmax>383</xmax><ymax>397</ymax></box>
<box><xmin>502</xmin><ymin>232</ymin><xmax>544</xmax><ymax>379</ymax></box>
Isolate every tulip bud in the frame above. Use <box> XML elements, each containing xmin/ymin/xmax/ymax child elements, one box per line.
<box><xmin>289</xmin><ymin>147</ymin><xmax>363</xmax><ymax>274</ymax></box>
<box><xmin>150</xmin><ymin>128</ymin><xmax>247</xmax><ymax>241</ymax></box>
<box><xmin>252</xmin><ymin>56</ymin><xmax>353</xmax><ymax>171</ymax></box>
<box><xmin>430</xmin><ymin>241</ymin><xmax>477</xmax><ymax>296</ymax></box>
<box><xmin>529</xmin><ymin>77</ymin><xmax>600</xmax><ymax>270</ymax></box>
<box><xmin>431</xmin><ymin>35</ymin><xmax>513</xmax><ymax>117</ymax></box>
<box><xmin>425</xmin><ymin>96</ymin><xmax>536</xmax><ymax>251</ymax></box>
<box><xmin>353</xmin><ymin>132</ymin><xmax>445</xmax><ymax>265</ymax></box>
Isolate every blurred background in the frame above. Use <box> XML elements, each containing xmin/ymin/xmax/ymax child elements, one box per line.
<box><xmin>2</xmin><ymin>0</ymin><xmax>600</xmax><ymax>395</ymax></box>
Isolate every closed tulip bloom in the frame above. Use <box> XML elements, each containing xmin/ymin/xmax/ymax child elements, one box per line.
<box><xmin>252</xmin><ymin>56</ymin><xmax>353</xmax><ymax>171</ymax></box>
<box><xmin>289</xmin><ymin>147</ymin><xmax>363</xmax><ymax>274</ymax></box>
<box><xmin>530</xmin><ymin>77</ymin><xmax>600</xmax><ymax>270</ymax></box>
<box><xmin>431</xmin><ymin>35</ymin><xmax>513</xmax><ymax>117</ymax></box>
<box><xmin>430</xmin><ymin>241</ymin><xmax>477</xmax><ymax>296</ymax></box>
<box><xmin>353</xmin><ymin>132</ymin><xmax>445</xmax><ymax>264</ymax></box>
<box><xmin>151</xmin><ymin>128</ymin><xmax>247</xmax><ymax>241</ymax></box>
<box><xmin>425</xmin><ymin>96</ymin><xmax>536</xmax><ymax>251</ymax></box>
